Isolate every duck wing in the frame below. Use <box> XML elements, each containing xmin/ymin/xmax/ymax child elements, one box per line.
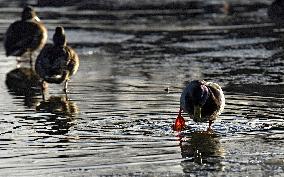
<box><xmin>64</xmin><ymin>46</ymin><xmax>79</xmax><ymax>77</ymax></box>
<box><xmin>205</xmin><ymin>82</ymin><xmax>225</xmax><ymax>118</ymax></box>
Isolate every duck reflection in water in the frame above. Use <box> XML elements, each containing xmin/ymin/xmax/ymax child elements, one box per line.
<box><xmin>36</xmin><ymin>95</ymin><xmax>78</xmax><ymax>135</ymax></box>
<box><xmin>179</xmin><ymin>131</ymin><xmax>224</xmax><ymax>170</ymax></box>
<box><xmin>5</xmin><ymin>67</ymin><xmax>42</xmax><ymax>108</ymax></box>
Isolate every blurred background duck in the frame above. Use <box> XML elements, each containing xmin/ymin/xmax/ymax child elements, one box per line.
<box><xmin>174</xmin><ymin>80</ymin><xmax>225</xmax><ymax>131</ymax></box>
<box><xmin>268</xmin><ymin>0</ymin><xmax>284</xmax><ymax>23</ymax></box>
<box><xmin>35</xmin><ymin>26</ymin><xmax>79</xmax><ymax>100</ymax></box>
<box><xmin>4</xmin><ymin>6</ymin><xmax>47</xmax><ymax>66</ymax></box>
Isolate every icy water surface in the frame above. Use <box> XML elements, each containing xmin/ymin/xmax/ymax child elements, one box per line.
<box><xmin>0</xmin><ymin>0</ymin><xmax>283</xmax><ymax>176</ymax></box>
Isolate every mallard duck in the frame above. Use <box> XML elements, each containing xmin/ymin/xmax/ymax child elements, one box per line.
<box><xmin>35</xmin><ymin>26</ymin><xmax>79</xmax><ymax>100</ymax></box>
<box><xmin>174</xmin><ymin>80</ymin><xmax>225</xmax><ymax>131</ymax></box>
<box><xmin>4</xmin><ymin>6</ymin><xmax>47</xmax><ymax>65</ymax></box>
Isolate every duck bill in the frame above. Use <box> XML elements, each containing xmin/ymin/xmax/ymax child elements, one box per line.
<box><xmin>194</xmin><ymin>105</ymin><xmax>202</xmax><ymax>122</ymax></box>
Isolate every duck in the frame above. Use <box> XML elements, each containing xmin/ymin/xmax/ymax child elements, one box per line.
<box><xmin>35</xmin><ymin>26</ymin><xmax>79</xmax><ymax>100</ymax></box>
<box><xmin>173</xmin><ymin>80</ymin><xmax>225</xmax><ymax>131</ymax></box>
<box><xmin>267</xmin><ymin>0</ymin><xmax>284</xmax><ymax>22</ymax></box>
<box><xmin>4</xmin><ymin>6</ymin><xmax>47</xmax><ymax>66</ymax></box>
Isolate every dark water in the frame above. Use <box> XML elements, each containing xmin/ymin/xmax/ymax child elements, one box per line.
<box><xmin>0</xmin><ymin>0</ymin><xmax>283</xmax><ymax>176</ymax></box>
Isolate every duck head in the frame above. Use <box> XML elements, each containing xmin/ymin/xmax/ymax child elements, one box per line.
<box><xmin>53</xmin><ymin>26</ymin><xmax>67</xmax><ymax>47</ymax></box>
<box><xmin>22</xmin><ymin>6</ymin><xmax>40</xmax><ymax>22</ymax></box>
<box><xmin>189</xmin><ymin>80</ymin><xmax>209</xmax><ymax>122</ymax></box>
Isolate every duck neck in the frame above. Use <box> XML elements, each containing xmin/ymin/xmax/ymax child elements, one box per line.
<box><xmin>22</xmin><ymin>14</ymin><xmax>34</xmax><ymax>21</ymax></box>
<box><xmin>53</xmin><ymin>33</ymin><xmax>66</xmax><ymax>48</ymax></box>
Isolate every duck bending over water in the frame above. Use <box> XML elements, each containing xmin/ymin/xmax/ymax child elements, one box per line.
<box><xmin>35</xmin><ymin>26</ymin><xmax>79</xmax><ymax>100</ymax></box>
<box><xmin>174</xmin><ymin>80</ymin><xmax>225</xmax><ymax>131</ymax></box>
<box><xmin>4</xmin><ymin>6</ymin><xmax>47</xmax><ymax>66</ymax></box>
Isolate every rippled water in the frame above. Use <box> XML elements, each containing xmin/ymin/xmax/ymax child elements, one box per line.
<box><xmin>0</xmin><ymin>0</ymin><xmax>283</xmax><ymax>176</ymax></box>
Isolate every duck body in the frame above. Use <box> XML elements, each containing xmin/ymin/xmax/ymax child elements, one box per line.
<box><xmin>174</xmin><ymin>80</ymin><xmax>225</xmax><ymax>131</ymax></box>
<box><xmin>180</xmin><ymin>80</ymin><xmax>225</xmax><ymax>122</ymax></box>
<box><xmin>4</xmin><ymin>6</ymin><xmax>47</xmax><ymax>58</ymax></box>
<box><xmin>35</xmin><ymin>44</ymin><xmax>79</xmax><ymax>84</ymax></box>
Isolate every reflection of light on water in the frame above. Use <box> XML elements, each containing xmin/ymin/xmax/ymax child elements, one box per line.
<box><xmin>169</xmin><ymin>37</ymin><xmax>278</xmax><ymax>49</ymax></box>
<box><xmin>188</xmin><ymin>49</ymin><xmax>278</xmax><ymax>58</ymax></box>
<box><xmin>81</xmin><ymin>49</ymin><xmax>96</xmax><ymax>55</ymax></box>
<box><xmin>67</xmin><ymin>30</ymin><xmax>135</xmax><ymax>44</ymax></box>
<box><xmin>208</xmin><ymin>117</ymin><xmax>284</xmax><ymax>136</ymax></box>
<box><xmin>183</xmin><ymin>116</ymin><xmax>284</xmax><ymax>136</ymax></box>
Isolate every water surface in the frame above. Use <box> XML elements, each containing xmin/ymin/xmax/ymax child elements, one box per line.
<box><xmin>0</xmin><ymin>0</ymin><xmax>283</xmax><ymax>176</ymax></box>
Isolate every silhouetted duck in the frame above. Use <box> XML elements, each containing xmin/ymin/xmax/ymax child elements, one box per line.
<box><xmin>268</xmin><ymin>0</ymin><xmax>284</xmax><ymax>22</ymax></box>
<box><xmin>35</xmin><ymin>26</ymin><xmax>79</xmax><ymax>100</ymax></box>
<box><xmin>4</xmin><ymin>6</ymin><xmax>47</xmax><ymax>65</ymax></box>
<box><xmin>174</xmin><ymin>80</ymin><xmax>225</xmax><ymax>131</ymax></box>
